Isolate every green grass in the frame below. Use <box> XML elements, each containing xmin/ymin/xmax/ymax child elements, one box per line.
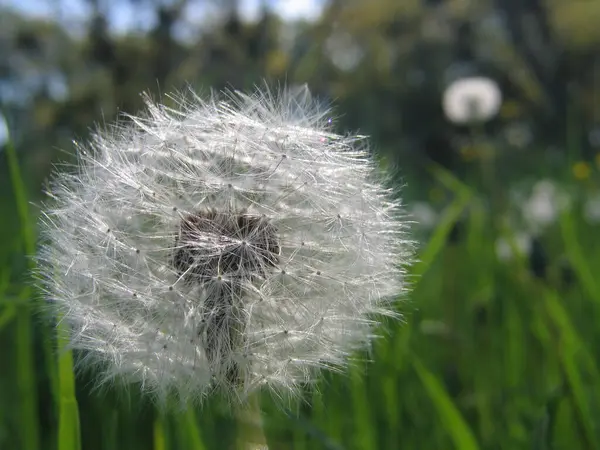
<box><xmin>5</xmin><ymin>134</ymin><xmax>41</xmax><ymax>450</ymax></box>
<box><xmin>2</xmin><ymin>136</ymin><xmax>600</xmax><ymax>450</ymax></box>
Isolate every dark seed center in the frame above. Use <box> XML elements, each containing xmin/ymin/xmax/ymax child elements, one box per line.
<box><xmin>173</xmin><ymin>210</ymin><xmax>280</xmax><ymax>384</ymax></box>
<box><xmin>173</xmin><ymin>210</ymin><xmax>280</xmax><ymax>284</ymax></box>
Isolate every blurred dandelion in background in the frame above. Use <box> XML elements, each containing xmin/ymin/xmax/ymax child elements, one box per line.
<box><xmin>588</xmin><ymin>127</ymin><xmax>600</xmax><ymax>148</ymax></box>
<box><xmin>410</xmin><ymin>201</ymin><xmax>438</xmax><ymax>230</ymax></box>
<box><xmin>325</xmin><ymin>31</ymin><xmax>364</xmax><ymax>72</ymax></box>
<box><xmin>522</xmin><ymin>180</ymin><xmax>570</xmax><ymax>232</ymax></box>
<box><xmin>35</xmin><ymin>85</ymin><xmax>413</xmax><ymax>408</ymax></box>
<box><xmin>495</xmin><ymin>232</ymin><xmax>533</xmax><ymax>262</ymax></box>
<box><xmin>442</xmin><ymin>76</ymin><xmax>502</xmax><ymax>125</ymax></box>
<box><xmin>504</xmin><ymin>122</ymin><xmax>533</xmax><ymax>149</ymax></box>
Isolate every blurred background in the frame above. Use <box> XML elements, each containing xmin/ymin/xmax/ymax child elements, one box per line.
<box><xmin>2</xmin><ymin>0</ymin><xmax>600</xmax><ymax>449</ymax></box>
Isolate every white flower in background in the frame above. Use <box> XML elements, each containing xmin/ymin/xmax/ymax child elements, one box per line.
<box><xmin>36</xmin><ymin>86</ymin><xmax>412</xmax><ymax>406</ymax></box>
<box><xmin>442</xmin><ymin>76</ymin><xmax>502</xmax><ymax>124</ymax></box>
<box><xmin>325</xmin><ymin>31</ymin><xmax>364</xmax><ymax>72</ymax></box>
<box><xmin>0</xmin><ymin>112</ymin><xmax>8</xmax><ymax>147</ymax></box>
<box><xmin>522</xmin><ymin>180</ymin><xmax>570</xmax><ymax>231</ymax></box>
<box><xmin>410</xmin><ymin>201</ymin><xmax>438</xmax><ymax>229</ymax></box>
<box><xmin>495</xmin><ymin>232</ymin><xmax>532</xmax><ymax>262</ymax></box>
<box><xmin>588</xmin><ymin>127</ymin><xmax>600</xmax><ymax>148</ymax></box>
<box><xmin>584</xmin><ymin>191</ymin><xmax>600</xmax><ymax>224</ymax></box>
<box><xmin>504</xmin><ymin>122</ymin><xmax>533</xmax><ymax>148</ymax></box>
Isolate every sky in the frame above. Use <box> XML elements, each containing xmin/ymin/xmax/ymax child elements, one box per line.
<box><xmin>1</xmin><ymin>0</ymin><xmax>324</xmax><ymax>33</ymax></box>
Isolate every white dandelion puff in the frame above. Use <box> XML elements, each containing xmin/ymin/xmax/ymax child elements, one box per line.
<box><xmin>35</xmin><ymin>85</ymin><xmax>413</xmax><ymax>406</ymax></box>
<box><xmin>442</xmin><ymin>76</ymin><xmax>502</xmax><ymax>125</ymax></box>
<box><xmin>495</xmin><ymin>232</ymin><xmax>532</xmax><ymax>262</ymax></box>
<box><xmin>522</xmin><ymin>179</ymin><xmax>570</xmax><ymax>231</ymax></box>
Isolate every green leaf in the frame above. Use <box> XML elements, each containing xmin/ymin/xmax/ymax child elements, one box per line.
<box><xmin>413</xmin><ymin>357</ymin><xmax>480</xmax><ymax>450</ymax></box>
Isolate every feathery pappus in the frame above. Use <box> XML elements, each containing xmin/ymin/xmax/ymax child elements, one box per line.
<box><xmin>36</xmin><ymin>85</ymin><xmax>413</xmax><ymax>406</ymax></box>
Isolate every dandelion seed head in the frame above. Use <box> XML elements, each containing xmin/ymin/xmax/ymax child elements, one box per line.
<box><xmin>442</xmin><ymin>76</ymin><xmax>502</xmax><ymax>125</ymax></box>
<box><xmin>36</xmin><ymin>85</ymin><xmax>413</xmax><ymax>406</ymax></box>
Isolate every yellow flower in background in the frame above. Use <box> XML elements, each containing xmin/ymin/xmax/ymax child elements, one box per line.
<box><xmin>500</xmin><ymin>100</ymin><xmax>521</xmax><ymax>120</ymax></box>
<box><xmin>573</xmin><ymin>161</ymin><xmax>591</xmax><ymax>181</ymax></box>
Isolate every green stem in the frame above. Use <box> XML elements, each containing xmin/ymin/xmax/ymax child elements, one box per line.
<box><xmin>5</xmin><ymin>119</ymin><xmax>41</xmax><ymax>450</ymax></box>
<box><xmin>236</xmin><ymin>393</ymin><xmax>268</xmax><ymax>450</ymax></box>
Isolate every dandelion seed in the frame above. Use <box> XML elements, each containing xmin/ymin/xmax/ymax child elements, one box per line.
<box><xmin>36</xmin><ymin>85</ymin><xmax>413</xmax><ymax>406</ymax></box>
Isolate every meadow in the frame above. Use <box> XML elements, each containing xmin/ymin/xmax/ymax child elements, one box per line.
<box><xmin>2</xmin><ymin>123</ymin><xmax>600</xmax><ymax>450</ymax></box>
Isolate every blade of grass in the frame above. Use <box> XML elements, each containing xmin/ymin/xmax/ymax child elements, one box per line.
<box><xmin>56</xmin><ymin>318</ymin><xmax>81</xmax><ymax>450</ymax></box>
<box><xmin>154</xmin><ymin>416</ymin><xmax>167</xmax><ymax>450</ymax></box>
<box><xmin>285</xmin><ymin>404</ymin><xmax>345</xmax><ymax>450</ymax></box>
<box><xmin>542</xmin><ymin>288</ymin><xmax>600</xmax><ymax>447</ymax></box>
<box><xmin>0</xmin><ymin>261</ymin><xmax>15</xmax><ymax>330</ymax></box>
<box><xmin>310</xmin><ymin>385</ymin><xmax>343</xmax><ymax>448</ymax></box>
<box><xmin>181</xmin><ymin>408</ymin><xmax>207</xmax><ymax>450</ymax></box>
<box><xmin>413</xmin><ymin>190</ymin><xmax>472</xmax><ymax>277</ymax></box>
<box><xmin>101</xmin><ymin>409</ymin><xmax>118</xmax><ymax>450</ymax></box>
<box><xmin>542</xmin><ymin>288</ymin><xmax>600</xmax><ymax>380</ymax></box>
<box><xmin>428</xmin><ymin>163</ymin><xmax>473</xmax><ymax>197</ymax></box>
<box><xmin>413</xmin><ymin>356</ymin><xmax>480</xmax><ymax>450</ymax></box>
<box><xmin>349</xmin><ymin>365</ymin><xmax>377</xmax><ymax>450</ymax></box>
<box><xmin>560</xmin><ymin>348</ymin><xmax>599</xmax><ymax>448</ymax></box>
<box><xmin>0</xmin><ymin>304</ymin><xmax>17</xmax><ymax>330</ymax></box>
<box><xmin>560</xmin><ymin>211</ymin><xmax>600</xmax><ymax>303</ymax></box>
<box><xmin>5</xmin><ymin>128</ymin><xmax>41</xmax><ymax>450</ymax></box>
<box><xmin>412</xmin><ymin>164</ymin><xmax>474</xmax><ymax>277</ymax></box>
<box><xmin>381</xmin><ymin>375</ymin><xmax>400</xmax><ymax>450</ymax></box>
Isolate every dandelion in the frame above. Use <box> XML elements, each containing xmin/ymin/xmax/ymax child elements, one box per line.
<box><xmin>504</xmin><ymin>122</ymin><xmax>533</xmax><ymax>148</ymax></box>
<box><xmin>325</xmin><ymin>31</ymin><xmax>364</xmax><ymax>72</ymax></box>
<box><xmin>495</xmin><ymin>232</ymin><xmax>532</xmax><ymax>262</ymax></box>
<box><xmin>442</xmin><ymin>76</ymin><xmax>502</xmax><ymax>125</ymax></box>
<box><xmin>588</xmin><ymin>128</ymin><xmax>600</xmax><ymax>148</ymax></box>
<box><xmin>522</xmin><ymin>179</ymin><xmax>570</xmax><ymax>231</ymax></box>
<box><xmin>36</xmin><ymin>85</ymin><xmax>412</xmax><ymax>407</ymax></box>
<box><xmin>410</xmin><ymin>201</ymin><xmax>438</xmax><ymax>230</ymax></box>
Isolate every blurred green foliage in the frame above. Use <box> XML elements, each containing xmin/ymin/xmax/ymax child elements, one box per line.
<box><xmin>2</xmin><ymin>0</ymin><xmax>600</xmax><ymax>449</ymax></box>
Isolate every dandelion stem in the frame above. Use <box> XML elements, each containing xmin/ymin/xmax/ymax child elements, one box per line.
<box><xmin>235</xmin><ymin>393</ymin><xmax>269</xmax><ymax>450</ymax></box>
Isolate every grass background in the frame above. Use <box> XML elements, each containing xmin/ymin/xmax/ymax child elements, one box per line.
<box><xmin>2</xmin><ymin>129</ymin><xmax>600</xmax><ymax>450</ymax></box>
